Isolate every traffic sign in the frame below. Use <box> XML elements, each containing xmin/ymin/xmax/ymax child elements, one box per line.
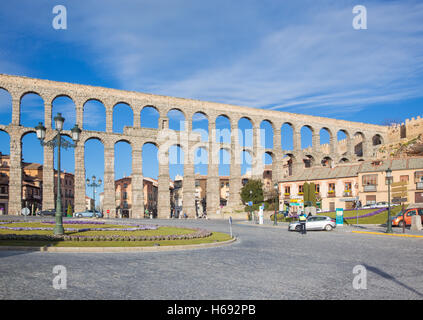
<box><xmin>392</xmin><ymin>181</ymin><xmax>408</xmax><ymax>187</ymax></box>
<box><xmin>392</xmin><ymin>197</ymin><xmax>407</xmax><ymax>203</ymax></box>
<box><xmin>391</xmin><ymin>186</ymin><xmax>407</xmax><ymax>192</ymax></box>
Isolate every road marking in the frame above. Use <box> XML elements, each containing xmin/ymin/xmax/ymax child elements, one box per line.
<box><xmin>352</xmin><ymin>231</ymin><xmax>423</xmax><ymax>238</ymax></box>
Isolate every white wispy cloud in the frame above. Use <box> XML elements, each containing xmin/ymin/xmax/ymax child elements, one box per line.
<box><xmin>1</xmin><ymin>0</ymin><xmax>423</xmax><ymax>121</ymax></box>
<box><xmin>65</xmin><ymin>1</ymin><xmax>423</xmax><ymax>118</ymax></box>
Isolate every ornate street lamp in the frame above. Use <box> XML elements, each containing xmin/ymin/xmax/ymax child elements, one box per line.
<box><xmin>385</xmin><ymin>167</ymin><xmax>393</xmax><ymax>233</ymax></box>
<box><xmin>274</xmin><ymin>183</ymin><xmax>279</xmax><ymax>226</ymax></box>
<box><xmin>35</xmin><ymin>113</ymin><xmax>81</xmax><ymax>235</ymax></box>
<box><xmin>86</xmin><ymin>175</ymin><xmax>102</xmax><ymax>214</ymax></box>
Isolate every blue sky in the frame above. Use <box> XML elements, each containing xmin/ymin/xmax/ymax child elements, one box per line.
<box><xmin>1</xmin><ymin>0</ymin><xmax>423</xmax><ymax>205</ymax></box>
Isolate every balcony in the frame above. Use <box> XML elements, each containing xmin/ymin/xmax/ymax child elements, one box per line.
<box><xmin>363</xmin><ymin>184</ymin><xmax>377</xmax><ymax>192</ymax></box>
<box><xmin>327</xmin><ymin>191</ymin><xmax>336</xmax><ymax>198</ymax></box>
<box><xmin>416</xmin><ymin>182</ymin><xmax>423</xmax><ymax>190</ymax></box>
<box><xmin>343</xmin><ymin>191</ymin><xmax>352</xmax><ymax>197</ymax></box>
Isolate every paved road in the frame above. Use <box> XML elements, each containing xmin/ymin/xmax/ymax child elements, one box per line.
<box><xmin>0</xmin><ymin>218</ymin><xmax>422</xmax><ymax>300</ymax></box>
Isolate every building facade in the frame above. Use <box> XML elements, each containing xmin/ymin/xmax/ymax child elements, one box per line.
<box><xmin>279</xmin><ymin>157</ymin><xmax>423</xmax><ymax>212</ymax></box>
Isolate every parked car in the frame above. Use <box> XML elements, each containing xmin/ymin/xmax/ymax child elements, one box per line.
<box><xmin>362</xmin><ymin>203</ymin><xmax>376</xmax><ymax>209</ymax></box>
<box><xmin>73</xmin><ymin>210</ymin><xmax>103</xmax><ymax>218</ymax></box>
<box><xmin>391</xmin><ymin>205</ymin><xmax>423</xmax><ymax>227</ymax></box>
<box><xmin>374</xmin><ymin>201</ymin><xmax>388</xmax><ymax>208</ymax></box>
<box><xmin>288</xmin><ymin>216</ymin><xmax>336</xmax><ymax>232</ymax></box>
<box><xmin>36</xmin><ymin>209</ymin><xmax>66</xmax><ymax>217</ymax></box>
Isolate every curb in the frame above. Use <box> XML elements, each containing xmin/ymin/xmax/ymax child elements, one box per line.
<box><xmin>0</xmin><ymin>237</ymin><xmax>237</xmax><ymax>253</ymax></box>
<box><xmin>352</xmin><ymin>231</ymin><xmax>423</xmax><ymax>238</ymax></box>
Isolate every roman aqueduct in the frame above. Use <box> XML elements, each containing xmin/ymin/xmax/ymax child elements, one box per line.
<box><xmin>0</xmin><ymin>74</ymin><xmax>387</xmax><ymax>217</ymax></box>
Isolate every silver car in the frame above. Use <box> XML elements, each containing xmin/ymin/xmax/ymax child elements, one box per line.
<box><xmin>288</xmin><ymin>216</ymin><xmax>336</xmax><ymax>232</ymax></box>
<box><xmin>73</xmin><ymin>210</ymin><xmax>103</xmax><ymax>218</ymax></box>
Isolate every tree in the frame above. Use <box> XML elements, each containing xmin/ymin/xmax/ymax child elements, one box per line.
<box><xmin>303</xmin><ymin>182</ymin><xmax>310</xmax><ymax>205</ymax></box>
<box><xmin>67</xmin><ymin>204</ymin><xmax>73</xmax><ymax>217</ymax></box>
<box><xmin>303</xmin><ymin>182</ymin><xmax>317</xmax><ymax>207</ymax></box>
<box><xmin>240</xmin><ymin>179</ymin><xmax>264</xmax><ymax>208</ymax></box>
<box><xmin>309</xmin><ymin>182</ymin><xmax>317</xmax><ymax>207</ymax></box>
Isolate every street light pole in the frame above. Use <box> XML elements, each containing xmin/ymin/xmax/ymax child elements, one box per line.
<box><xmin>386</xmin><ymin>168</ymin><xmax>393</xmax><ymax>234</ymax></box>
<box><xmin>35</xmin><ymin>113</ymin><xmax>81</xmax><ymax>235</ymax></box>
<box><xmin>86</xmin><ymin>176</ymin><xmax>102</xmax><ymax>214</ymax></box>
<box><xmin>274</xmin><ymin>183</ymin><xmax>278</xmax><ymax>226</ymax></box>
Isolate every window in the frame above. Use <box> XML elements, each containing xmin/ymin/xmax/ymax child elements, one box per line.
<box><xmin>298</xmin><ymin>185</ymin><xmax>304</xmax><ymax>194</ymax></box>
<box><xmin>366</xmin><ymin>195</ymin><xmax>376</xmax><ymax>204</ymax></box>
<box><xmin>315</xmin><ymin>184</ymin><xmax>320</xmax><ymax>193</ymax></box>
<box><xmin>284</xmin><ymin>186</ymin><xmax>291</xmax><ymax>194</ymax></box>
<box><xmin>328</xmin><ymin>183</ymin><xmax>335</xmax><ymax>192</ymax></box>
<box><xmin>400</xmin><ymin>175</ymin><xmax>409</xmax><ymax>183</ymax></box>
<box><xmin>344</xmin><ymin>182</ymin><xmax>352</xmax><ymax>191</ymax></box>
<box><xmin>415</xmin><ymin>171</ymin><xmax>423</xmax><ymax>183</ymax></box>
<box><xmin>406</xmin><ymin>209</ymin><xmax>417</xmax><ymax>217</ymax></box>
<box><xmin>363</xmin><ymin>174</ymin><xmax>378</xmax><ymax>185</ymax></box>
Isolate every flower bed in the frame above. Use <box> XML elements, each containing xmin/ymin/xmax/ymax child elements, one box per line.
<box><xmin>0</xmin><ymin>228</ymin><xmax>212</xmax><ymax>242</ymax></box>
<box><xmin>343</xmin><ymin>208</ymin><xmax>387</xmax><ymax>220</ymax></box>
<box><xmin>0</xmin><ymin>221</ymin><xmax>158</xmax><ymax>232</ymax></box>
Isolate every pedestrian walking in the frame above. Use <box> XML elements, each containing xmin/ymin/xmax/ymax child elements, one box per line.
<box><xmin>299</xmin><ymin>212</ymin><xmax>307</xmax><ymax>234</ymax></box>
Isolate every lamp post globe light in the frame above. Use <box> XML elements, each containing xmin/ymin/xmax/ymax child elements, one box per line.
<box><xmin>86</xmin><ymin>175</ymin><xmax>102</xmax><ymax>215</ymax></box>
<box><xmin>35</xmin><ymin>113</ymin><xmax>81</xmax><ymax>235</ymax></box>
<box><xmin>385</xmin><ymin>167</ymin><xmax>393</xmax><ymax>234</ymax></box>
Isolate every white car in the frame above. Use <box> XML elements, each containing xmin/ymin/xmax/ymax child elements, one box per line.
<box><xmin>288</xmin><ymin>216</ymin><xmax>336</xmax><ymax>232</ymax></box>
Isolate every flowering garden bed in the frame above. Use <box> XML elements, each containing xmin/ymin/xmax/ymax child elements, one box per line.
<box><xmin>0</xmin><ymin>220</ymin><xmax>231</xmax><ymax>247</ymax></box>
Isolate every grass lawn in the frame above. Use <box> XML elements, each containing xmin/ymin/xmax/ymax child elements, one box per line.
<box><xmin>0</xmin><ymin>232</ymin><xmax>232</xmax><ymax>247</ymax></box>
<box><xmin>316</xmin><ymin>206</ymin><xmax>403</xmax><ymax>225</ymax></box>
<box><xmin>0</xmin><ymin>221</ymin><xmax>233</xmax><ymax>247</ymax></box>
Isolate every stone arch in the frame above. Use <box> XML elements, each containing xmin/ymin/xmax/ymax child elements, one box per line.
<box><xmin>319</xmin><ymin>127</ymin><xmax>332</xmax><ymax>153</ymax></box>
<box><xmin>51</xmin><ymin>95</ymin><xmax>77</xmax><ymax>131</ymax></box>
<box><xmin>353</xmin><ymin>131</ymin><xmax>366</xmax><ymax>157</ymax></box>
<box><xmin>300</xmin><ymin>124</ymin><xmax>314</xmax><ymax>150</ymax></box>
<box><xmin>260</xmin><ymin>120</ymin><xmax>274</xmax><ymax>149</ymax></box>
<box><xmin>0</xmin><ymin>88</ymin><xmax>12</xmax><ymax>126</ymax></box>
<box><xmin>114</xmin><ymin>140</ymin><xmax>132</xmax><ymax>181</ymax></box>
<box><xmin>167</xmin><ymin>108</ymin><xmax>186</xmax><ymax>131</ymax></box>
<box><xmin>281</xmin><ymin>122</ymin><xmax>294</xmax><ymax>151</ymax></box>
<box><xmin>218</xmin><ymin>147</ymin><xmax>231</xmax><ymax>178</ymax></box>
<box><xmin>141</xmin><ymin>105</ymin><xmax>160</xmax><ymax>129</ymax></box>
<box><xmin>81</xmin><ymin>134</ymin><xmax>105</xmax><ymax>146</ymax></box>
<box><xmin>303</xmin><ymin>154</ymin><xmax>315</xmax><ymax>168</ymax></box>
<box><xmin>238</xmin><ymin>117</ymin><xmax>253</xmax><ymax>148</ymax></box>
<box><xmin>336</xmin><ymin>129</ymin><xmax>350</xmax><ymax>155</ymax></box>
<box><xmin>339</xmin><ymin>157</ymin><xmax>350</xmax><ymax>163</ymax></box>
<box><xmin>215</xmin><ymin>115</ymin><xmax>231</xmax><ymax>144</ymax></box>
<box><xmin>192</xmin><ymin>112</ymin><xmax>209</xmax><ymax>142</ymax></box>
<box><xmin>321</xmin><ymin>156</ymin><xmax>333</xmax><ymax>167</ymax></box>
<box><xmin>193</xmin><ymin>146</ymin><xmax>208</xmax><ymax>176</ymax></box>
<box><xmin>83</xmin><ymin>99</ymin><xmax>106</xmax><ymax>131</ymax></box>
<box><xmin>113</xmin><ymin>102</ymin><xmax>134</xmax><ymax>133</ymax></box>
<box><xmin>372</xmin><ymin>134</ymin><xmax>383</xmax><ymax>146</ymax></box>
<box><xmin>20</xmin><ymin>92</ymin><xmax>44</xmax><ymax>128</ymax></box>
<box><xmin>84</xmin><ymin>137</ymin><xmax>105</xmax><ymax>213</ymax></box>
